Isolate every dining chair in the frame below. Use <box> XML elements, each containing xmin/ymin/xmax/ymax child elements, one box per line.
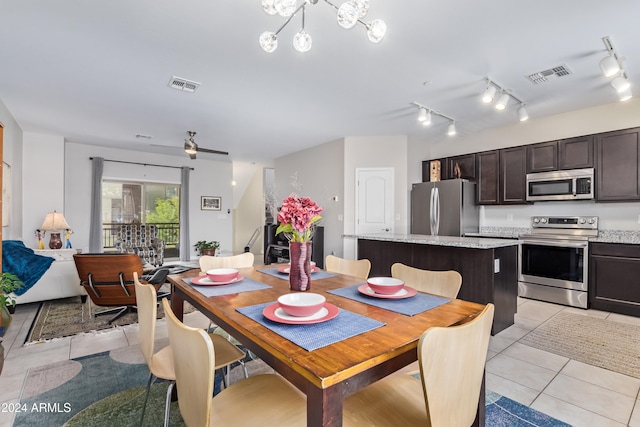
<box><xmin>135</xmin><ymin>275</ymin><xmax>248</xmax><ymax>427</ymax></box>
<box><xmin>325</xmin><ymin>255</ymin><xmax>371</xmax><ymax>279</ymax></box>
<box><xmin>198</xmin><ymin>252</ymin><xmax>254</xmax><ymax>272</ymax></box>
<box><xmin>343</xmin><ymin>303</ymin><xmax>495</xmax><ymax>427</ymax></box>
<box><xmin>391</xmin><ymin>262</ymin><xmax>462</xmax><ymax>299</ymax></box>
<box><xmin>162</xmin><ymin>298</ymin><xmax>307</xmax><ymax>427</ymax></box>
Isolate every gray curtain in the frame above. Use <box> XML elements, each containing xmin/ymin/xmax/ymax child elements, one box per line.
<box><xmin>179</xmin><ymin>166</ymin><xmax>190</xmax><ymax>261</ymax></box>
<box><xmin>88</xmin><ymin>157</ymin><xmax>104</xmax><ymax>253</ymax></box>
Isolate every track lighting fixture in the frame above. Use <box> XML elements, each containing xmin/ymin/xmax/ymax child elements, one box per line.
<box><xmin>260</xmin><ymin>0</ymin><xmax>387</xmax><ymax>53</ymax></box>
<box><xmin>481</xmin><ymin>78</ymin><xmax>528</xmax><ymax>121</ymax></box>
<box><xmin>600</xmin><ymin>36</ymin><xmax>632</xmax><ymax>102</ymax></box>
<box><xmin>412</xmin><ymin>102</ymin><xmax>456</xmax><ymax>136</ymax></box>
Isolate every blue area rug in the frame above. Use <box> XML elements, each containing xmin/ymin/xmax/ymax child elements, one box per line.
<box><xmin>14</xmin><ymin>351</ymin><xmax>570</xmax><ymax>426</ymax></box>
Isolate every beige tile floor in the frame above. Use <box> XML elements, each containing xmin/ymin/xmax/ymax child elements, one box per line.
<box><xmin>1</xmin><ymin>296</ymin><xmax>640</xmax><ymax>426</ymax></box>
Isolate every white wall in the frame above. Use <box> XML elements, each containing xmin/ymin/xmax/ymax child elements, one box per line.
<box><xmin>64</xmin><ymin>142</ymin><xmax>233</xmax><ymax>259</ymax></box>
<box><xmin>274</xmin><ymin>139</ymin><xmax>345</xmax><ymax>260</ymax></box>
<box><xmin>233</xmin><ymin>167</ymin><xmax>264</xmax><ymax>255</ymax></box>
<box><xmin>0</xmin><ymin>99</ymin><xmax>23</xmax><ymax>241</ymax></box>
<box><xmin>343</xmin><ymin>135</ymin><xmax>409</xmax><ymax>258</ymax></box>
<box><xmin>408</xmin><ymin>98</ymin><xmax>640</xmax><ymax>231</ymax></box>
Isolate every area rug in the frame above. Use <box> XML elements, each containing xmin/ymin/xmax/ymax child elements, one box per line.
<box><xmin>25</xmin><ymin>291</ymin><xmax>195</xmax><ymax>343</ymax></box>
<box><xmin>520</xmin><ymin>311</ymin><xmax>640</xmax><ymax>379</ymax></box>
<box><xmin>13</xmin><ymin>351</ymin><xmax>569</xmax><ymax>427</ymax></box>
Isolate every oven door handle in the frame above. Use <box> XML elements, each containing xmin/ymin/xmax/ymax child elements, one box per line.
<box><xmin>521</xmin><ymin>240</ymin><xmax>587</xmax><ymax>249</ymax></box>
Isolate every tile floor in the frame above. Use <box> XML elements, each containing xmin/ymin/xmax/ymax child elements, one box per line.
<box><xmin>1</xmin><ymin>296</ymin><xmax>639</xmax><ymax>426</ymax></box>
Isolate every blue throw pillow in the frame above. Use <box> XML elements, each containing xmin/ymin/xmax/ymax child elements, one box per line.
<box><xmin>2</xmin><ymin>240</ymin><xmax>55</xmax><ymax>296</ymax></box>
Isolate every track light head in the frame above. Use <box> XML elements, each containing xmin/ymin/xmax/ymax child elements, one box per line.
<box><xmin>618</xmin><ymin>88</ymin><xmax>633</xmax><ymax>102</ymax></box>
<box><xmin>447</xmin><ymin>122</ymin><xmax>457</xmax><ymax>136</ymax></box>
<box><xmin>599</xmin><ymin>55</ymin><xmax>621</xmax><ymax>78</ymax></box>
<box><xmin>482</xmin><ymin>85</ymin><xmax>496</xmax><ymax>104</ymax></box>
<box><xmin>418</xmin><ymin>107</ymin><xmax>427</xmax><ymax>122</ymax></box>
<box><xmin>611</xmin><ymin>75</ymin><xmax>631</xmax><ymax>93</ymax></box>
<box><xmin>495</xmin><ymin>92</ymin><xmax>510</xmax><ymax>111</ymax></box>
<box><xmin>517</xmin><ymin>105</ymin><xmax>529</xmax><ymax>122</ymax></box>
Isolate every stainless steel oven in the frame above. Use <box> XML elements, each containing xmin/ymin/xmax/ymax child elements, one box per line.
<box><xmin>518</xmin><ymin>216</ymin><xmax>598</xmax><ymax>308</ymax></box>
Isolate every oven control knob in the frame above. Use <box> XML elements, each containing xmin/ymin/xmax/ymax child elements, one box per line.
<box><xmin>579</xmin><ymin>218</ymin><xmax>586</xmax><ymax>224</ymax></box>
<box><xmin>588</xmin><ymin>218</ymin><xmax>595</xmax><ymax>224</ymax></box>
<box><xmin>540</xmin><ymin>218</ymin><xmax>547</xmax><ymax>223</ymax></box>
<box><xmin>533</xmin><ymin>218</ymin><xmax>540</xmax><ymax>223</ymax></box>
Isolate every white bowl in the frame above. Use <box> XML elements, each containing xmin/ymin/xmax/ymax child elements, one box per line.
<box><xmin>277</xmin><ymin>293</ymin><xmax>326</xmax><ymax>317</ymax></box>
<box><xmin>206</xmin><ymin>268</ymin><xmax>239</xmax><ymax>282</ymax></box>
<box><xmin>367</xmin><ymin>277</ymin><xmax>405</xmax><ymax>295</ymax></box>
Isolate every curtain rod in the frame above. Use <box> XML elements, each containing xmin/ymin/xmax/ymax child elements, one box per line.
<box><xmin>89</xmin><ymin>157</ymin><xmax>194</xmax><ymax>170</ymax></box>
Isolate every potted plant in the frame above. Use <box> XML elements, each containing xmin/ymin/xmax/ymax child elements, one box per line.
<box><xmin>194</xmin><ymin>240</ymin><xmax>220</xmax><ymax>257</ymax></box>
<box><xmin>0</xmin><ymin>272</ymin><xmax>24</xmax><ymax>337</ymax></box>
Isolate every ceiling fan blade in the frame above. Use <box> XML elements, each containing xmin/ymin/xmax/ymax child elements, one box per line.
<box><xmin>196</xmin><ymin>147</ymin><xmax>229</xmax><ymax>156</ymax></box>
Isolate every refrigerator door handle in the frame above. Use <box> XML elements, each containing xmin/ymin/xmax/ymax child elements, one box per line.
<box><xmin>433</xmin><ymin>187</ymin><xmax>440</xmax><ymax>235</ymax></box>
<box><xmin>429</xmin><ymin>187</ymin><xmax>435</xmax><ymax>235</ymax></box>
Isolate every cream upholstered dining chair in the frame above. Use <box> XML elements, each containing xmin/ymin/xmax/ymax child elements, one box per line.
<box><xmin>325</xmin><ymin>255</ymin><xmax>371</xmax><ymax>279</ymax></box>
<box><xmin>343</xmin><ymin>304</ymin><xmax>495</xmax><ymax>427</ymax></box>
<box><xmin>135</xmin><ymin>274</ymin><xmax>248</xmax><ymax>427</ymax></box>
<box><xmin>198</xmin><ymin>252</ymin><xmax>254</xmax><ymax>272</ymax></box>
<box><xmin>162</xmin><ymin>298</ymin><xmax>307</xmax><ymax>427</ymax></box>
<box><xmin>391</xmin><ymin>262</ymin><xmax>462</xmax><ymax>299</ymax></box>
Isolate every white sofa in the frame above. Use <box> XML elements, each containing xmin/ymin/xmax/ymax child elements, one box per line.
<box><xmin>14</xmin><ymin>249</ymin><xmax>86</xmax><ymax>305</ymax></box>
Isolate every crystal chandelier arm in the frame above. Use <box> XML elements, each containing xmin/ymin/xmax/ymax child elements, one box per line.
<box><xmin>273</xmin><ymin>3</ymin><xmax>307</xmax><ymax>36</ymax></box>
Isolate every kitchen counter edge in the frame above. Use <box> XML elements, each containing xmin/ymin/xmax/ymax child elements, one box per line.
<box><xmin>346</xmin><ymin>233</ymin><xmax>520</xmax><ymax>249</ymax></box>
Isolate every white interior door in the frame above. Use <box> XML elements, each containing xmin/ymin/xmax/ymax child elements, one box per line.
<box><xmin>356</xmin><ymin>168</ymin><xmax>394</xmax><ymax>235</ymax></box>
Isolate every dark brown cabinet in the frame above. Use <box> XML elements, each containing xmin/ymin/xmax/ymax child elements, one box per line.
<box><xmin>500</xmin><ymin>146</ymin><xmax>527</xmax><ymax>204</ymax></box>
<box><xmin>421</xmin><ymin>159</ymin><xmax>447</xmax><ymax>182</ymax></box>
<box><xmin>559</xmin><ymin>135</ymin><xmax>594</xmax><ymax>169</ymax></box>
<box><xmin>596</xmin><ymin>128</ymin><xmax>640</xmax><ymax>201</ymax></box>
<box><xmin>446</xmin><ymin>154</ymin><xmax>476</xmax><ymax>180</ymax></box>
<box><xmin>476</xmin><ymin>150</ymin><xmax>500</xmax><ymax>204</ymax></box>
<box><xmin>589</xmin><ymin>242</ymin><xmax>640</xmax><ymax>317</ymax></box>
<box><xmin>527</xmin><ymin>141</ymin><xmax>558</xmax><ymax>173</ymax></box>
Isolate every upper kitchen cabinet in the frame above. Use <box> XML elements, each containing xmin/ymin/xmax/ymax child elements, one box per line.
<box><xmin>596</xmin><ymin>127</ymin><xmax>640</xmax><ymax>201</ymax></box>
<box><xmin>527</xmin><ymin>141</ymin><xmax>558</xmax><ymax>173</ymax></box>
<box><xmin>559</xmin><ymin>135</ymin><xmax>594</xmax><ymax>170</ymax></box>
<box><xmin>500</xmin><ymin>146</ymin><xmax>528</xmax><ymax>204</ymax></box>
<box><xmin>421</xmin><ymin>159</ymin><xmax>448</xmax><ymax>182</ymax></box>
<box><xmin>476</xmin><ymin>150</ymin><xmax>500</xmax><ymax>204</ymax></box>
<box><xmin>446</xmin><ymin>154</ymin><xmax>476</xmax><ymax>180</ymax></box>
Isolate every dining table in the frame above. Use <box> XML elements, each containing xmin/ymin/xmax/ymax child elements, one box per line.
<box><xmin>168</xmin><ymin>265</ymin><xmax>488</xmax><ymax>427</ymax></box>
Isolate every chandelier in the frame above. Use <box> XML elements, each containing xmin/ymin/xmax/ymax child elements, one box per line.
<box><xmin>259</xmin><ymin>0</ymin><xmax>387</xmax><ymax>53</ymax></box>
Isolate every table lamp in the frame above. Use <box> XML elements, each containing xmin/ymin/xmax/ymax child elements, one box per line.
<box><xmin>40</xmin><ymin>211</ymin><xmax>71</xmax><ymax>249</ymax></box>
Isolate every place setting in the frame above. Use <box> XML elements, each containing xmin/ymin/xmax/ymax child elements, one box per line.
<box><xmin>328</xmin><ymin>277</ymin><xmax>451</xmax><ymax>316</ymax></box>
<box><xmin>236</xmin><ymin>292</ymin><xmax>385</xmax><ymax>352</ymax></box>
<box><xmin>183</xmin><ymin>268</ymin><xmax>271</xmax><ymax>297</ymax></box>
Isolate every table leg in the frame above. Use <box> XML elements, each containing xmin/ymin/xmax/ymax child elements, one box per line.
<box><xmin>170</xmin><ymin>288</ymin><xmax>185</xmax><ymax>321</ymax></box>
<box><xmin>306</xmin><ymin>384</ymin><xmax>343</xmax><ymax>427</ymax></box>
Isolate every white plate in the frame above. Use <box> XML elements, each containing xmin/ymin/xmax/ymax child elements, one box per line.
<box><xmin>366</xmin><ymin>287</ymin><xmax>409</xmax><ymax>297</ymax></box>
<box><xmin>274</xmin><ymin>306</ymin><xmax>328</xmax><ymax>321</ymax></box>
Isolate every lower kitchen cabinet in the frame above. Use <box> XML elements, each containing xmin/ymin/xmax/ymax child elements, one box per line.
<box><xmin>589</xmin><ymin>242</ymin><xmax>640</xmax><ymax>317</ymax></box>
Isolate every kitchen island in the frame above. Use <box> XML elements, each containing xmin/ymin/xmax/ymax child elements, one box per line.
<box><xmin>351</xmin><ymin>233</ymin><xmax>520</xmax><ymax>334</ymax></box>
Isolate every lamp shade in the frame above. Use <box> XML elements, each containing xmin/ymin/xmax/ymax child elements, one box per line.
<box><xmin>40</xmin><ymin>212</ymin><xmax>70</xmax><ymax>231</ymax></box>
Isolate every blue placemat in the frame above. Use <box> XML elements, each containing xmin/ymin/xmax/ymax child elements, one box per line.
<box><xmin>259</xmin><ymin>267</ymin><xmax>337</xmax><ymax>281</ymax></box>
<box><xmin>328</xmin><ymin>283</ymin><xmax>451</xmax><ymax>316</ymax></box>
<box><xmin>183</xmin><ymin>276</ymin><xmax>271</xmax><ymax>297</ymax></box>
<box><xmin>236</xmin><ymin>302</ymin><xmax>385</xmax><ymax>351</ymax></box>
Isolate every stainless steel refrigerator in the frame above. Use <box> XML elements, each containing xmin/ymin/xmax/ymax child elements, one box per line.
<box><xmin>410</xmin><ymin>179</ymin><xmax>479</xmax><ymax>236</ymax></box>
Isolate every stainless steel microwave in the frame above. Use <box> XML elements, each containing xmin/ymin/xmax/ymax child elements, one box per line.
<box><xmin>526</xmin><ymin>168</ymin><xmax>594</xmax><ymax>201</ymax></box>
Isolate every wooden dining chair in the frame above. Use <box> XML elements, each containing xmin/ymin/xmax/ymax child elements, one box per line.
<box><xmin>198</xmin><ymin>252</ymin><xmax>254</xmax><ymax>272</ymax></box>
<box><xmin>343</xmin><ymin>304</ymin><xmax>495</xmax><ymax>427</ymax></box>
<box><xmin>325</xmin><ymin>255</ymin><xmax>371</xmax><ymax>279</ymax></box>
<box><xmin>162</xmin><ymin>298</ymin><xmax>307</xmax><ymax>427</ymax></box>
<box><xmin>135</xmin><ymin>275</ymin><xmax>248</xmax><ymax>427</ymax></box>
<box><xmin>391</xmin><ymin>262</ymin><xmax>462</xmax><ymax>299</ymax></box>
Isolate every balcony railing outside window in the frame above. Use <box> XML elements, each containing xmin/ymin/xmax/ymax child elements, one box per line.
<box><xmin>102</xmin><ymin>222</ymin><xmax>180</xmax><ymax>258</ymax></box>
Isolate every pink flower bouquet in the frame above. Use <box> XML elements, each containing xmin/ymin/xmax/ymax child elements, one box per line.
<box><xmin>276</xmin><ymin>194</ymin><xmax>323</xmax><ymax>242</ymax></box>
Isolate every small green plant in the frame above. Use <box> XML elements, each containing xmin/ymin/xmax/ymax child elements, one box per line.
<box><xmin>0</xmin><ymin>273</ymin><xmax>24</xmax><ymax>309</ymax></box>
<box><xmin>194</xmin><ymin>240</ymin><xmax>220</xmax><ymax>256</ymax></box>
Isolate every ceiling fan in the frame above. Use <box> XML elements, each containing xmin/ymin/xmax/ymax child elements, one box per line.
<box><xmin>183</xmin><ymin>131</ymin><xmax>229</xmax><ymax>159</ymax></box>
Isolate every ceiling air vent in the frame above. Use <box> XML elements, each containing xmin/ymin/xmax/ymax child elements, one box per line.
<box><xmin>526</xmin><ymin>64</ymin><xmax>573</xmax><ymax>84</ymax></box>
<box><xmin>168</xmin><ymin>76</ymin><xmax>201</xmax><ymax>93</ymax></box>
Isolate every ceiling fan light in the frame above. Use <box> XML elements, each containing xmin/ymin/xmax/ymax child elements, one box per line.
<box><xmin>366</xmin><ymin>19</ymin><xmax>386</xmax><ymax>43</ymax></box>
<box><xmin>517</xmin><ymin>105</ymin><xmax>529</xmax><ymax>121</ymax></box>
<box><xmin>481</xmin><ymin>85</ymin><xmax>496</xmax><ymax>104</ymax></box>
<box><xmin>184</xmin><ymin>141</ymin><xmax>197</xmax><ymax>155</ymax></box>
<box><xmin>447</xmin><ymin>122</ymin><xmax>456</xmax><ymax>136</ymax></box>
<box><xmin>611</xmin><ymin>75</ymin><xmax>631</xmax><ymax>93</ymax></box>
<box><xmin>337</xmin><ymin>1</ymin><xmax>359</xmax><ymax>29</ymax></box>
<box><xmin>293</xmin><ymin>29</ymin><xmax>312</xmax><ymax>52</ymax></box>
<box><xmin>495</xmin><ymin>92</ymin><xmax>510</xmax><ymax>111</ymax></box>
<box><xmin>599</xmin><ymin>55</ymin><xmax>620</xmax><ymax>78</ymax></box>
<box><xmin>618</xmin><ymin>87</ymin><xmax>633</xmax><ymax>102</ymax></box>
<box><xmin>259</xmin><ymin>31</ymin><xmax>278</xmax><ymax>52</ymax></box>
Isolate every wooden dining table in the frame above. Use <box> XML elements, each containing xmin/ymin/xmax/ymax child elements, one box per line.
<box><xmin>169</xmin><ymin>265</ymin><xmax>487</xmax><ymax>427</ymax></box>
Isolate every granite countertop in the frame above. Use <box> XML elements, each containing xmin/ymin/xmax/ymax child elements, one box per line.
<box><xmin>467</xmin><ymin>227</ymin><xmax>640</xmax><ymax>245</ymax></box>
<box><xmin>347</xmin><ymin>233</ymin><xmax>520</xmax><ymax>249</ymax></box>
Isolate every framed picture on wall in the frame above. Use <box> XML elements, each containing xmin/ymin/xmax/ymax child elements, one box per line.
<box><xmin>201</xmin><ymin>196</ymin><xmax>221</xmax><ymax>211</ymax></box>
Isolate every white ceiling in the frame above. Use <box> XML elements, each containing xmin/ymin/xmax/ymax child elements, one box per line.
<box><xmin>0</xmin><ymin>0</ymin><xmax>639</xmax><ymax>163</ymax></box>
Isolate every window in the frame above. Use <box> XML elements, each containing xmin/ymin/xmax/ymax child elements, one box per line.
<box><xmin>102</xmin><ymin>181</ymin><xmax>180</xmax><ymax>258</ymax></box>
